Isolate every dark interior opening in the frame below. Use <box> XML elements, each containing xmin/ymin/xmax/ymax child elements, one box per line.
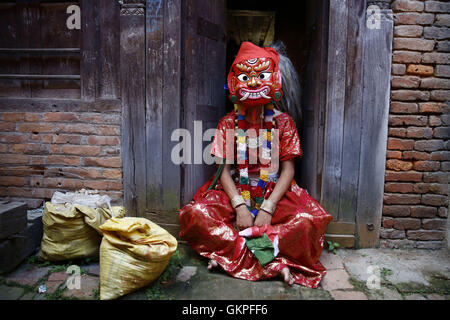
<box><xmin>225</xmin><ymin>0</ymin><xmax>323</xmax><ymax>187</ymax></box>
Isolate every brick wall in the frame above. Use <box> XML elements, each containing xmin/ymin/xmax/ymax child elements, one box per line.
<box><xmin>0</xmin><ymin>110</ymin><xmax>123</xmax><ymax>208</ymax></box>
<box><xmin>382</xmin><ymin>0</ymin><xmax>449</xmax><ymax>249</ymax></box>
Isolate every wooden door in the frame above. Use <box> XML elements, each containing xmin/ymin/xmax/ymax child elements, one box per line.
<box><xmin>120</xmin><ymin>0</ymin><xmax>226</xmax><ymax>237</ymax></box>
<box><xmin>181</xmin><ymin>0</ymin><xmax>227</xmax><ymax>205</ymax></box>
<box><xmin>120</xmin><ymin>0</ymin><xmax>183</xmax><ymax>228</ymax></box>
<box><xmin>301</xmin><ymin>0</ymin><xmax>393</xmax><ymax>248</ymax></box>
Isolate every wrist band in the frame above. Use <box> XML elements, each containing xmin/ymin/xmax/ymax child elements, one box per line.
<box><xmin>260</xmin><ymin>199</ymin><xmax>276</xmax><ymax>215</ymax></box>
<box><xmin>231</xmin><ymin>195</ymin><xmax>245</xmax><ymax>209</ymax></box>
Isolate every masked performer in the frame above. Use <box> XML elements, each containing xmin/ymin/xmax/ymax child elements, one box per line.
<box><xmin>179</xmin><ymin>42</ymin><xmax>332</xmax><ymax>287</ymax></box>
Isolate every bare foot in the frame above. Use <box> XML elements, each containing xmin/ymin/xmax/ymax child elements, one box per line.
<box><xmin>207</xmin><ymin>259</ymin><xmax>218</xmax><ymax>271</ymax></box>
<box><xmin>281</xmin><ymin>267</ymin><xmax>295</xmax><ymax>286</ymax></box>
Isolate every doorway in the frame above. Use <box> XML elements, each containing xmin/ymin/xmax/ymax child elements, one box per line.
<box><xmin>225</xmin><ymin>0</ymin><xmax>326</xmax><ymax>194</ymax></box>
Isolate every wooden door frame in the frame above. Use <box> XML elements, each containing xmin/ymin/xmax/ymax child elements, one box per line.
<box><xmin>119</xmin><ymin>0</ymin><xmax>394</xmax><ymax>248</ymax></box>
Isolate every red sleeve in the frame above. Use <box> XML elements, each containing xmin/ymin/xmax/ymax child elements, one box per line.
<box><xmin>210</xmin><ymin>115</ymin><xmax>234</xmax><ymax>161</ymax></box>
<box><xmin>279</xmin><ymin>114</ymin><xmax>302</xmax><ymax>162</ymax></box>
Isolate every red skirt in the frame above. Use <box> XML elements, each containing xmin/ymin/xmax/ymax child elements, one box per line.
<box><xmin>179</xmin><ymin>176</ymin><xmax>333</xmax><ymax>288</ymax></box>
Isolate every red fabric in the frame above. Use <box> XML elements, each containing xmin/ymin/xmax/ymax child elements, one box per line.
<box><xmin>179</xmin><ymin>111</ymin><xmax>332</xmax><ymax>288</ymax></box>
<box><xmin>179</xmin><ymin>180</ymin><xmax>333</xmax><ymax>288</ymax></box>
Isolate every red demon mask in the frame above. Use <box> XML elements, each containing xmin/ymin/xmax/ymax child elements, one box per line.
<box><xmin>227</xmin><ymin>42</ymin><xmax>283</xmax><ymax>108</ymax></box>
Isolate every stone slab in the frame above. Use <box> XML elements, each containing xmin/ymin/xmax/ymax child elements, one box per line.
<box><xmin>321</xmin><ymin>269</ymin><xmax>354</xmax><ymax>291</ymax></box>
<box><xmin>320</xmin><ymin>251</ymin><xmax>344</xmax><ymax>270</ymax></box>
<box><xmin>366</xmin><ymin>287</ymin><xmax>404</xmax><ymax>300</ymax></box>
<box><xmin>0</xmin><ymin>202</ymin><xmax>27</xmax><ymax>240</ymax></box>
<box><xmin>0</xmin><ymin>216</ymin><xmax>43</xmax><ymax>273</ymax></box>
<box><xmin>404</xmin><ymin>293</ymin><xmax>427</xmax><ymax>300</ymax></box>
<box><xmin>330</xmin><ymin>290</ymin><xmax>368</xmax><ymax>300</ymax></box>
<box><xmin>0</xmin><ymin>285</ymin><xmax>24</xmax><ymax>300</ymax></box>
<box><xmin>46</xmin><ymin>272</ymin><xmax>68</xmax><ymax>294</ymax></box>
<box><xmin>5</xmin><ymin>264</ymin><xmax>51</xmax><ymax>287</ymax></box>
<box><xmin>338</xmin><ymin>248</ymin><xmax>450</xmax><ymax>286</ymax></box>
<box><xmin>62</xmin><ymin>274</ymin><xmax>99</xmax><ymax>300</ymax></box>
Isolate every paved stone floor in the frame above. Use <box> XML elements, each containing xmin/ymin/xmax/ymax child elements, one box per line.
<box><xmin>0</xmin><ymin>244</ymin><xmax>449</xmax><ymax>300</ymax></box>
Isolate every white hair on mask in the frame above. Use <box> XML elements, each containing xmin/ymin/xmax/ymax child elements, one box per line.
<box><xmin>269</xmin><ymin>41</ymin><xmax>302</xmax><ymax>128</ymax></box>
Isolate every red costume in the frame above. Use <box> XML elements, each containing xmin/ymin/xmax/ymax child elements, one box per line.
<box><xmin>179</xmin><ymin>42</ymin><xmax>332</xmax><ymax>288</ymax></box>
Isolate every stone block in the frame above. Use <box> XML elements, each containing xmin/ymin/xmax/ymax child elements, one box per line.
<box><xmin>0</xmin><ymin>211</ymin><xmax>43</xmax><ymax>273</ymax></box>
<box><xmin>0</xmin><ymin>201</ymin><xmax>27</xmax><ymax>240</ymax></box>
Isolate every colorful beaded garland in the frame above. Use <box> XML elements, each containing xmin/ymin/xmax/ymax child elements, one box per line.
<box><xmin>234</xmin><ymin>103</ymin><xmax>276</xmax><ymax>218</ymax></box>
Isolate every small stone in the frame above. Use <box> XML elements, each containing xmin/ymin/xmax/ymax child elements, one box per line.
<box><xmin>330</xmin><ymin>290</ymin><xmax>368</xmax><ymax>300</ymax></box>
<box><xmin>0</xmin><ymin>285</ymin><xmax>24</xmax><ymax>300</ymax></box>
<box><xmin>176</xmin><ymin>266</ymin><xmax>198</xmax><ymax>282</ymax></box>
<box><xmin>321</xmin><ymin>269</ymin><xmax>354</xmax><ymax>291</ymax></box>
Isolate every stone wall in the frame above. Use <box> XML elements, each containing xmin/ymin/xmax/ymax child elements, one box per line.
<box><xmin>382</xmin><ymin>0</ymin><xmax>449</xmax><ymax>249</ymax></box>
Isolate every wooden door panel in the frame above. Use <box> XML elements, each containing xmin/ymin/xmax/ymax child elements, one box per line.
<box><xmin>182</xmin><ymin>0</ymin><xmax>226</xmax><ymax>205</ymax></box>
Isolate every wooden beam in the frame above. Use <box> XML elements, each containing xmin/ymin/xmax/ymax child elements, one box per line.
<box><xmin>0</xmin><ymin>98</ymin><xmax>121</xmax><ymax>112</ymax></box>
<box><xmin>356</xmin><ymin>6</ymin><xmax>393</xmax><ymax>248</ymax></box>
<box><xmin>326</xmin><ymin>221</ymin><xmax>356</xmax><ymax>235</ymax></box>
<box><xmin>325</xmin><ymin>234</ymin><xmax>355</xmax><ymax>248</ymax></box>
<box><xmin>0</xmin><ymin>74</ymin><xmax>80</xmax><ymax>80</ymax></box>
<box><xmin>0</xmin><ymin>48</ymin><xmax>80</xmax><ymax>54</ymax></box>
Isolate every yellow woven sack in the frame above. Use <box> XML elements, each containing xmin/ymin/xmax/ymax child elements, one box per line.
<box><xmin>39</xmin><ymin>202</ymin><xmax>125</xmax><ymax>261</ymax></box>
<box><xmin>99</xmin><ymin>217</ymin><xmax>178</xmax><ymax>300</ymax></box>
<box><xmin>81</xmin><ymin>205</ymin><xmax>125</xmax><ymax>234</ymax></box>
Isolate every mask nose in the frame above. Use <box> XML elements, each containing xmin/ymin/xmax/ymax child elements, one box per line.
<box><xmin>248</xmin><ymin>76</ymin><xmax>260</xmax><ymax>88</ymax></box>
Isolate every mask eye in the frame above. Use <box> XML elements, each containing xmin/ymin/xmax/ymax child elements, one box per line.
<box><xmin>237</xmin><ymin>74</ymin><xmax>249</xmax><ymax>82</ymax></box>
<box><xmin>259</xmin><ymin>72</ymin><xmax>271</xmax><ymax>80</ymax></box>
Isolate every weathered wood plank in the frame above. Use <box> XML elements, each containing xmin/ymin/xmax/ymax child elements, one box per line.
<box><xmin>80</xmin><ymin>0</ymin><xmax>98</xmax><ymax>100</ymax></box>
<box><xmin>338</xmin><ymin>0</ymin><xmax>365</xmax><ymax>222</ymax></box>
<box><xmin>182</xmin><ymin>0</ymin><xmax>226</xmax><ymax>205</ymax></box>
<box><xmin>321</xmin><ymin>0</ymin><xmax>348</xmax><ymax>220</ymax></box>
<box><xmin>326</xmin><ymin>221</ymin><xmax>355</xmax><ymax>235</ymax></box>
<box><xmin>325</xmin><ymin>234</ymin><xmax>355</xmax><ymax>248</ymax></box>
<box><xmin>98</xmin><ymin>0</ymin><xmax>120</xmax><ymax>98</ymax></box>
<box><xmin>120</xmin><ymin>2</ymin><xmax>147</xmax><ymax>217</ymax></box>
<box><xmin>356</xmin><ymin>7</ymin><xmax>393</xmax><ymax>248</ymax></box>
<box><xmin>300</xmin><ymin>0</ymin><xmax>328</xmax><ymax>199</ymax></box>
<box><xmin>0</xmin><ymin>4</ymin><xmax>20</xmax><ymax>98</ymax></box>
<box><xmin>0</xmin><ymin>98</ymin><xmax>121</xmax><ymax>112</ymax></box>
<box><xmin>162</xmin><ymin>0</ymin><xmax>182</xmax><ymax>210</ymax></box>
<box><xmin>145</xmin><ymin>0</ymin><xmax>164</xmax><ymax>211</ymax></box>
